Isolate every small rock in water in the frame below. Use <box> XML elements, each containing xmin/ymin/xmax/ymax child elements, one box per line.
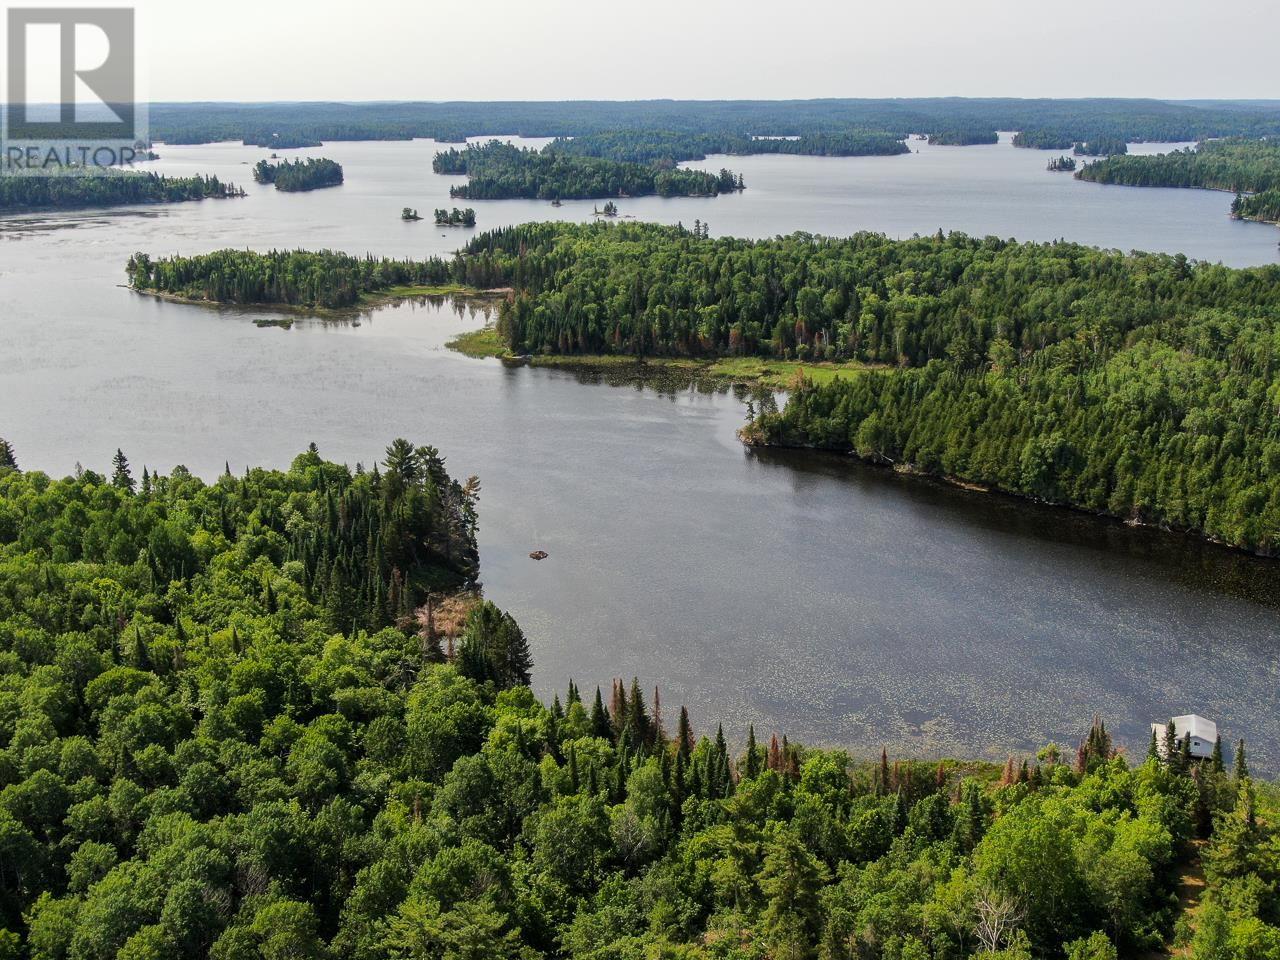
<box><xmin>529</xmin><ymin>550</ymin><xmax>548</xmax><ymax>561</ymax></box>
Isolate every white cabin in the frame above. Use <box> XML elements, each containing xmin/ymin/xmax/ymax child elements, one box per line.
<box><xmin>1151</xmin><ymin>714</ymin><xmax>1217</xmax><ymax>760</ymax></box>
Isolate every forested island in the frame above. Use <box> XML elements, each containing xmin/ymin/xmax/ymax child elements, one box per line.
<box><xmin>0</xmin><ymin>439</ymin><xmax>1276</xmax><ymax>960</ymax></box>
<box><xmin>433</xmin><ymin>140</ymin><xmax>742</xmax><ymax>201</ymax></box>
<box><xmin>127</xmin><ymin>249</ymin><xmax>453</xmax><ymax>309</ymax></box>
<box><xmin>252</xmin><ymin>157</ymin><xmax>345</xmax><ymax>192</ymax></box>
<box><xmin>126</xmin><ymin>221</ymin><xmax>1280</xmax><ymax>551</ymax></box>
<box><xmin>0</xmin><ymin>170</ymin><xmax>241</xmax><ymax>213</ymax></box>
<box><xmin>1046</xmin><ymin>156</ymin><xmax>1076</xmax><ymax>172</ymax></box>
<box><xmin>434</xmin><ymin>207</ymin><xmax>476</xmax><ymax>227</ymax></box>
<box><xmin>145</xmin><ymin>97</ymin><xmax>1280</xmax><ymax>147</ymax></box>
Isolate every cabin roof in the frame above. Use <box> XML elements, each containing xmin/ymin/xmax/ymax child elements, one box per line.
<box><xmin>1169</xmin><ymin>714</ymin><xmax>1217</xmax><ymax>742</ymax></box>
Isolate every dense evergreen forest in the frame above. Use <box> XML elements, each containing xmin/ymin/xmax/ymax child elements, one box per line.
<box><xmin>433</xmin><ymin>140</ymin><xmax>741</xmax><ymax>201</ymax></box>
<box><xmin>0</xmin><ymin>441</ymin><xmax>1276</xmax><ymax>959</ymax></box>
<box><xmin>546</xmin><ymin>130</ymin><xmax>909</xmax><ymax>165</ymax></box>
<box><xmin>1232</xmin><ymin>190</ymin><xmax>1280</xmax><ymax>223</ymax></box>
<box><xmin>252</xmin><ymin>158</ymin><xmax>345</xmax><ymax>192</ymax></box>
<box><xmin>1011</xmin><ymin>131</ymin><xmax>1075</xmax><ymax>150</ymax></box>
<box><xmin>127</xmin><ymin>249</ymin><xmax>452</xmax><ymax>309</ymax></box>
<box><xmin>926</xmin><ymin>129</ymin><xmax>1000</xmax><ymax>146</ymax></box>
<box><xmin>1076</xmin><ymin>139</ymin><xmax>1280</xmax><ymax>194</ymax></box>
<box><xmin>1046</xmin><ymin>156</ymin><xmax>1076</xmax><ymax>172</ymax></box>
<box><xmin>0</xmin><ymin>170</ymin><xmax>241</xmax><ymax>213</ymax></box>
<box><xmin>144</xmin><ymin>98</ymin><xmax>1280</xmax><ymax>148</ymax></box>
<box><xmin>1072</xmin><ymin>139</ymin><xmax>1128</xmax><ymax>157</ymax></box>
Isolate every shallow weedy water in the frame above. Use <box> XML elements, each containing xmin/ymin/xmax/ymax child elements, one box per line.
<box><xmin>3</xmin><ymin>135</ymin><xmax>1278</xmax><ymax>769</ymax></box>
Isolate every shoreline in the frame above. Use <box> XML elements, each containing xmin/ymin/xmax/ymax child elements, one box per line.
<box><xmin>742</xmin><ymin>435</ymin><xmax>1280</xmax><ymax>562</ymax></box>
<box><xmin>446</xmin><ymin>324</ymin><xmax>874</xmax><ymax>387</ymax></box>
<box><xmin>129</xmin><ymin>284</ymin><xmax>508</xmax><ymax>320</ymax></box>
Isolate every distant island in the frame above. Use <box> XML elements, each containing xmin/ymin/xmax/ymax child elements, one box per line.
<box><xmin>401</xmin><ymin>207</ymin><xmax>422</xmax><ymax>221</ymax></box>
<box><xmin>434</xmin><ymin>206</ymin><xmax>476</xmax><ymax>227</ymax></box>
<box><xmin>1046</xmin><ymin>155</ymin><xmax>1077</xmax><ymax>172</ymax></box>
<box><xmin>0</xmin><ymin>169</ymin><xmax>242</xmax><ymax>213</ymax></box>
<box><xmin>433</xmin><ymin>139</ymin><xmax>743</xmax><ymax>201</ymax></box>
<box><xmin>252</xmin><ymin>157</ymin><xmax>344</xmax><ymax>192</ymax></box>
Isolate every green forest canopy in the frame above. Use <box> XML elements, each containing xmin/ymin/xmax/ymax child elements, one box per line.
<box><xmin>252</xmin><ymin>158</ymin><xmax>345</xmax><ymax>192</ymax></box>
<box><xmin>0</xmin><ymin>170</ymin><xmax>241</xmax><ymax>213</ymax></box>
<box><xmin>433</xmin><ymin>140</ymin><xmax>741</xmax><ymax>201</ymax></box>
<box><xmin>0</xmin><ymin>441</ymin><xmax>1276</xmax><ymax>960</ymax></box>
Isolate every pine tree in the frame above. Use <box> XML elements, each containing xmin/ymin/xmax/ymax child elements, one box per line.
<box><xmin>877</xmin><ymin>748</ymin><xmax>890</xmax><ymax>796</ymax></box>
<box><xmin>0</xmin><ymin>438</ymin><xmax>16</xmax><ymax>470</ymax></box>
<box><xmin>676</xmin><ymin>706</ymin><xmax>694</xmax><ymax>760</ymax></box>
<box><xmin>1235</xmin><ymin>739</ymin><xmax>1249</xmax><ymax>782</ymax></box>
<box><xmin>590</xmin><ymin>687</ymin><xmax>611</xmax><ymax>740</ymax></box>
<box><xmin>743</xmin><ymin>725</ymin><xmax>760</xmax><ymax>779</ymax></box>
<box><xmin>1164</xmin><ymin>720</ymin><xmax>1179</xmax><ymax>766</ymax></box>
<box><xmin>1178</xmin><ymin>732</ymin><xmax>1192</xmax><ymax>773</ymax></box>
<box><xmin>111</xmin><ymin>449</ymin><xmax>135</xmax><ymax>493</ymax></box>
<box><xmin>1211</xmin><ymin>735</ymin><xmax>1225</xmax><ymax>774</ymax></box>
<box><xmin>1147</xmin><ymin>728</ymin><xmax>1160</xmax><ymax>762</ymax></box>
<box><xmin>627</xmin><ymin>678</ymin><xmax>650</xmax><ymax>747</ymax></box>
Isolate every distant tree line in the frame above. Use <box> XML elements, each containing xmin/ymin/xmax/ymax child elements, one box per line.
<box><xmin>433</xmin><ymin>140</ymin><xmax>743</xmax><ymax>201</ymax></box>
<box><xmin>252</xmin><ymin>157</ymin><xmax>345</xmax><ymax>192</ymax></box>
<box><xmin>145</xmin><ymin>97</ymin><xmax>1280</xmax><ymax>147</ymax></box>
<box><xmin>0</xmin><ymin>170</ymin><xmax>241</xmax><ymax>213</ymax></box>
<box><xmin>927</xmin><ymin>127</ymin><xmax>1000</xmax><ymax>146</ymax></box>
<box><xmin>547</xmin><ymin>129</ymin><xmax>909</xmax><ymax>165</ymax></box>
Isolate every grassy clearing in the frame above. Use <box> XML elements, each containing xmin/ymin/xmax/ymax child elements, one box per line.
<box><xmin>446</xmin><ymin>325</ymin><xmax>506</xmax><ymax>358</ymax></box>
<box><xmin>443</xmin><ymin>326</ymin><xmax>872</xmax><ymax>386</ymax></box>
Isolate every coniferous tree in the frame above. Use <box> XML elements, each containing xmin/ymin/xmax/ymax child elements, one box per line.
<box><xmin>590</xmin><ymin>687</ymin><xmax>612</xmax><ymax>740</ymax></box>
<box><xmin>1211</xmin><ymin>735</ymin><xmax>1225</xmax><ymax>774</ymax></box>
<box><xmin>1164</xmin><ymin>721</ymin><xmax>1179</xmax><ymax>766</ymax></box>
<box><xmin>1148</xmin><ymin>728</ymin><xmax>1160</xmax><ymax>762</ymax></box>
<box><xmin>0</xmin><ymin>438</ymin><xmax>18</xmax><ymax>470</ymax></box>
<box><xmin>743</xmin><ymin>725</ymin><xmax>760</xmax><ymax>779</ymax></box>
<box><xmin>111</xmin><ymin>449</ymin><xmax>135</xmax><ymax>492</ymax></box>
<box><xmin>1235</xmin><ymin>740</ymin><xmax>1249</xmax><ymax>782</ymax></box>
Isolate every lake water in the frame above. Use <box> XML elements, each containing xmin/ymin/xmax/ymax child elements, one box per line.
<box><xmin>3</xmin><ymin>135</ymin><xmax>1278</xmax><ymax>770</ymax></box>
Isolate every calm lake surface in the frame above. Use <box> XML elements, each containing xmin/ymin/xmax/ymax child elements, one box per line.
<box><xmin>3</xmin><ymin>135</ymin><xmax>1278</xmax><ymax>769</ymax></box>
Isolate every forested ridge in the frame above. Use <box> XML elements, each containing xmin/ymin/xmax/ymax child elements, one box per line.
<box><xmin>0</xmin><ymin>440</ymin><xmax>1277</xmax><ymax>960</ymax></box>
<box><xmin>252</xmin><ymin>158</ymin><xmax>345</xmax><ymax>193</ymax></box>
<box><xmin>0</xmin><ymin>170</ymin><xmax>241</xmax><ymax>213</ymax></box>
<box><xmin>433</xmin><ymin>140</ymin><xmax>742</xmax><ymax>201</ymax></box>
<box><xmin>143</xmin><ymin>98</ymin><xmax>1280</xmax><ymax>148</ymax></box>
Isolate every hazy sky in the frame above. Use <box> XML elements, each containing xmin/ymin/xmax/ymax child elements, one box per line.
<box><xmin>80</xmin><ymin>0</ymin><xmax>1280</xmax><ymax>101</ymax></box>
